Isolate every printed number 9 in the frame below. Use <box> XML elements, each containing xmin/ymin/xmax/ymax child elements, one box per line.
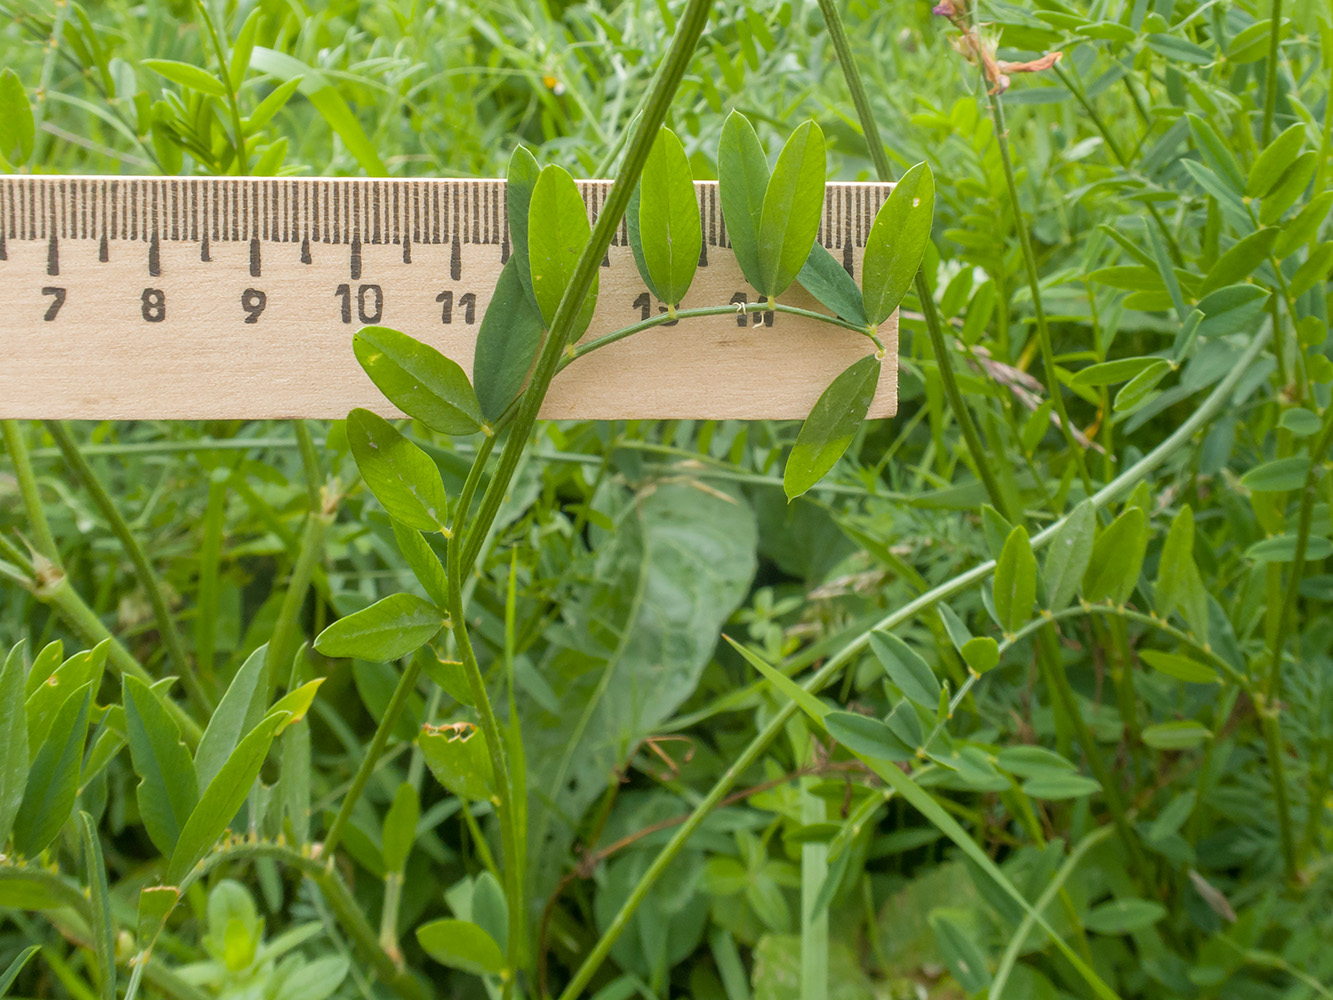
<box><xmin>241</xmin><ymin>288</ymin><xmax>267</xmax><ymax>324</ymax></box>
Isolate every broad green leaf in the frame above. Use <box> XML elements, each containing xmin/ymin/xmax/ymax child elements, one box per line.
<box><xmin>797</xmin><ymin>243</ymin><xmax>867</xmax><ymax>326</ymax></box>
<box><xmin>783</xmin><ymin>354</ymin><xmax>881</xmax><ymax>500</ymax></box>
<box><xmin>1084</xmin><ymin>899</ymin><xmax>1167</xmax><ymax>935</ymax></box>
<box><xmin>637</xmin><ymin>126</ymin><xmax>701</xmax><ymax>307</ymax></box>
<box><xmin>473</xmin><ymin>256</ymin><xmax>546</xmax><ymax>423</ymax></box>
<box><xmin>0</xmin><ymin>946</ymin><xmax>40</xmax><ymax>996</ymax></box>
<box><xmin>392</xmin><ymin>520</ymin><xmax>449</xmax><ymax>608</ymax></box>
<box><xmin>472</xmin><ymin>872</ymin><xmax>509</xmax><ymax>953</ymax></box>
<box><xmin>416</xmin><ymin>918</ymin><xmax>506</xmax><ymax>976</ymax></box>
<box><xmin>1247</xmin><ymin>124</ymin><xmax>1307</xmax><ymax>198</ymax></box>
<box><xmin>0</xmin><ymin>876</ymin><xmax>74</xmax><ymax>910</ymax></box>
<box><xmin>23</xmin><ymin>640</ymin><xmax>63</xmax><ymax>699</ymax></box>
<box><xmin>1199</xmin><ymin>229</ymin><xmax>1279</xmax><ymax>296</ymax></box>
<box><xmin>930</xmin><ymin>913</ymin><xmax>991</xmax><ymax>993</ymax></box>
<box><xmin>1142</xmin><ymin>721</ymin><xmax>1211</xmax><ymax>750</ymax></box>
<box><xmin>80</xmin><ymin>813</ymin><xmax>116</xmax><ymax>1000</ymax></box>
<box><xmin>1289</xmin><ymin>242</ymin><xmax>1333</xmax><ymax>298</ymax></box>
<box><xmin>274</xmin><ymin>956</ymin><xmax>348</xmax><ymax>1000</ymax></box>
<box><xmin>717</xmin><ymin>110</ymin><xmax>770</xmax><ymax>290</ymax></box>
<box><xmin>26</xmin><ymin>641</ymin><xmax>107</xmax><ymax>756</ymax></box>
<box><xmin>1071</xmin><ymin>356</ymin><xmax>1162</xmax><ymax>388</ymax></box>
<box><xmin>13</xmin><ymin>683</ymin><xmax>91</xmax><ymax>857</ymax></box>
<box><xmin>862</xmin><ymin>162</ymin><xmax>934</xmax><ymax>326</ymax></box>
<box><xmin>1246</xmin><ymin>534</ymin><xmax>1333</xmax><ymax>563</ymax></box>
<box><xmin>625</xmin><ymin>186</ymin><xmax>663</xmax><ymax>304</ymax></box>
<box><xmin>884</xmin><ymin>699</ymin><xmax>923</xmax><ymax>751</ymax></box>
<box><xmin>167</xmin><ymin>712</ymin><xmax>288</xmax><ymax>884</ymax></box>
<box><xmin>1114</xmin><ymin>360</ymin><xmax>1172</xmax><ymax>412</ymax></box>
<box><xmin>868</xmin><ymin>631</ymin><xmax>939</xmax><ymax>708</ymax></box>
<box><xmin>1197</xmin><ymin>284</ymin><xmax>1269</xmax><ymax>339</ymax></box>
<box><xmin>1274</xmin><ymin>191</ymin><xmax>1333</xmax><ymax>259</ymax></box>
<box><xmin>1044</xmin><ymin>500</ymin><xmax>1095</xmax><ymax>611</ymax></box>
<box><xmin>996</xmin><ymin>745</ymin><xmax>1076</xmax><ymax>779</ymax></box>
<box><xmin>419</xmin><ymin>723</ymin><xmax>494</xmax><ymax>801</ymax></box>
<box><xmin>0</xmin><ymin>644</ymin><xmax>28</xmax><ymax>848</ymax></box>
<box><xmin>757</xmin><ymin>120</ymin><xmax>826</xmax><ymax>297</ymax></box>
<box><xmin>961</xmin><ymin>636</ymin><xmax>1000</xmax><ymax>675</ymax></box>
<box><xmin>137</xmin><ymin>885</ymin><xmax>179</xmax><ymax>955</ymax></box>
<box><xmin>195</xmin><ymin>645</ymin><xmax>268</xmax><ymax>790</ymax></box>
<box><xmin>825</xmin><ymin>711</ymin><xmax>913</xmax><ymax>762</ymax></box>
<box><xmin>1154</xmin><ymin>506</ymin><xmax>1208</xmax><ymax>636</ymax></box>
<box><xmin>506</xmin><ymin>145</ymin><xmax>541</xmax><ymax>305</ymax></box>
<box><xmin>141</xmin><ymin>58</ymin><xmax>228</xmax><ymax>97</ymax></box>
<box><xmin>123</xmin><ymin>676</ymin><xmax>199</xmax><ymax>857</ymax></box>
<box><xmin>347</xmin><ymin>408</ymin><xmax>450</xmax><ymax>531</ymax></box>
<box><xmin>1083</xmin><ymin>508</ymin><xmax>1146</xmax><ymax>605</ymax></box>
<box><xmin>382</xmin><ymin>782</ymin><xmax>419</xmax><ymax>874</ymax></box>
<box><xmin>993</xmin><ymin>526</ymin><xmax>1036</xmax><ymax>634</ymax></box>
<box><xmin>1185</xmin><ymin>114</ymin><xmax>1243</xmax><ymax>192</ymax></box>
<box><xmin>1279</xmin><ymin>408</ymin><xmax>1322</xmax><ymax>436</ymax></box>
<box><xmin>1139</xmin><ymin>650</ymin><xmax>1218</xmax><ymax>684</ymax></box>
<box><xmin>353</xmin><ymin>326</ymin><xmax>481</xmax><ymax>435</ymax></box>
<box><xmin>0</xmin><ymin>70</ymin><xmax>34</xmax><ymax>166</ymax></box>
<box><xmin>1022</xmin><ymin>773</ymin><xmax>1102</xmax><ymax>799</ymax></box>
<box><xmin>1241</xmin><ymin>457</ymin><xmax>1309</xmax><ymax>492</ymax></box>
<box><xmin>314</xmin><ymin>593</ymin><xmax>443</xmax><ymax>661</ymax></box>
<box><xmin>249</xmin><ymin>48</ymin><xmax>386</xmax><ymax>175</ymax></box>
<box><xmin>528</xmin><ymin>164</ymin><xmax>597</xmax><ymax>336</ymax></box>
<box><xmin>1150</xmin><ymin>34</ymin><xmax>1214</xmax><ymax>65</ymax></box>
<box><xmin>1259</xmin><ymin>151</ymin><xmax>1318</xmax><ymax>225</ymax></box>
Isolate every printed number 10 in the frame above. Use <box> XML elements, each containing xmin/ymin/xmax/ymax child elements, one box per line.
<box><xmin>335</xmin><ymin>283</ymin><xmax>383</xmax><ymax>324</ymax></box>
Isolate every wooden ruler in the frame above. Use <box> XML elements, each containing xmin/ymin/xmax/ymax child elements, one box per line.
<box><xmin>0</xmin><ymin>177</ymin><xmax>897</xmax><ymax>421</ymax></box>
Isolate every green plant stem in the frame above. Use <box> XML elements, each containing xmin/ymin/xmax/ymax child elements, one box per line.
<box><xmin>461</xmin><ymin>0</ymin><xmax>715</xmax><ymax>579</ymax></box>
<box><xmin>190</xmin><ymin>0</ymin><xmax>247</xmax><ymax>173</ymax></box>
<box><xmin>1263</xmin><ymin>405</ymin><xmax>1333</xmax><ymax>877</ymax></box>
<box><xmin>983</xmin><ymin>90</ymin><xmax>1093</xmax><ymax>498</ymax></box>
<box><xmin>559</xmin><ymin>322</ymin><xmax>1270</xmax><ymax>999</ymax></box>
<box><xmin>268</xmin><ymin>500</ymin><xmax>333</xmax><ymax>696</ymax></box>
<box><xmin>561</xmin><ymin>301</ymin><xmax>870</xmax><ymax>369</ymax></box>
<box><xmin>813</xmin><ymin>0</ymin><xmax>1011</xmax><ymax>519</ymax></box>
<box><xmin>1</xmin><ymin>421</ymin><xmax>58</xmax><ymax>560</ymax></box>
<box><xmin>45</xmin><ymin>421</ymin><xmax>210</xmax><ymax>713</ymax></box>
<box><xmin>322</xmin><ymin>657</ymin><xmax>423</xmax><ymax>860</ymax></box>
<box><xmin>1261</xmin><ymin>0</ymin><xmax>1282</xmax><ymax>145</ymax></box>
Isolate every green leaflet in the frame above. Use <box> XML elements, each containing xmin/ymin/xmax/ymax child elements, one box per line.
<box><xmin>472</xmin><ymin>256</ymin><xmax>546</xmax><ymax>423</ymax></box>
<box><xmin>194</xmin><ymin>644</ymin><xmax>269</xmax><ymax>790</ymax></box>
<box><xmin>825</xmin><ymin>711</ymin><xmax>913</xmax><ymax>762</ymax></box>
<box><xmin>13</xmin><ymin>683</ymin><xmax>91</xmax><ymax>858</ymax></box>
<box><xmin>392</xmin><ymin>520</ymin><xmax>450</xmax><ymax>608</ymax></box>
<box><xmin>382</xmin><ymin>782</ymin><xmax>419</xmax><ymax>874</ymax></box>
<box><xmin>0</xmin><ymin>69</ymin><xmax>34</xmax><ymax>167</ymax></box>
<box><xmin>141</xmin><ymin>58</ymin><xmax>227</xmax><ymax>97</ymax></box>
<box><xmin>23</xmin><ymin>639</ymin><xmax>63</xmax><ymax>699</ymax></box>
<box><xmin>626</xmin><ymin>186</ymin><xmax>664</xmax><ymax>304</ymax></box>
<box><xmin>868</xmin><ymin>631</ymin><xmax>939</xmax><ymax>709</ymax></box>
<box><xmin>1199</xmin><ymin>229</ymin><xmax>1278</xmax><ymax>296</ymax></box>
<box><xmin>1260</xmin><ymin>151</ymin><xmax>1318</xmax><ymax>225</ymax></box>
<box><xmin>167</xmin><ymin>711</ymin><xmax>289</xmax><ymax>884</ymax></box>
<box><xmin>993</xmin><ymin>526</ymin><xmax>1036</xmax><ymax>634</ymax></box>
<box><xmin>416</xmin><ymin>918</ymin><xmax>506</xmax><ymax>976</ymax></box>
<box><xmin>1083</xmin><ymin>508</ymin><xmax>1146</xmax><ymax>606</ymax></box>
<box><xmin>471</xmin><ymin>872</ymin><xmax>509</xmax><ymax>953</ymax></box>
<box><xmin>347</xmin><ymin>407</ymin><xmax>450</xmax><ymax>532</ymax></box>
<box><xmin>314</xmin><ymin>593</ymin><xmax>443</xmax><ymax>661</ymax></box>
<box><xmin>1084</xmin><ymin>899</ymin><xmax>1167</xmax><ymax>935</ymax></box>
<box><xmin>1154</xmin><ymin>506</ymin><xmax>1208</xmax><ymax>636</ymax></box>
<box><xmin>79</xmin><ymin>812</ymin><xmax>116</xmax><ymax>1000</ymax></box>
<box><xmin>506</xmin><ymin>145</ymin><xmax>541</xmax><ymax>306</ymax></box>
<box><xmin>123</xmin><ymin>676</ymin><xmax>199</xmax><ymax>857</ymax></box>
<box><xmin>0</xmin><ymin>946</ymin><xmax>39</xmax><ymax>996</ymax></box>
<box><xmin>1196</xmin><ymin>284</ymin><xmax>1270</xmax><ymax>338</ymax></box>
<box><xmin>353</xmin><ymin>326</ymin><xmax>481</xmax><ymax>435</ymax></box>
<box><xmin>1043</xmin><ymin>499</ymin><xmax>1095</xmax><ymax>611</ymax></box>
<box><xmin>1071</xmin><ymin>356</ymin><xmax>1163</xmax><ymax>388</ymax></box>
<box><xmin>1139</xmin><ymin>650</ymin><xmax>1219</xmax><ymax>684</ymax></box>
<box><xmin>757</xmin><ymin>120</ymin><xmax>826</xmax><ymax>297</ymax></box>
<box><xmin>783</xmin><ymin>354</ymin><xmax>881</xmax><ymax>500</ymax></box>
<box><xmin>862</xmin><ymin>161</ymin><xmax>934</xmax><ymax>326</ymax></box>
<box><xmin>717</xmin><ymin>110</ymin><xmax>770</xmax><ymax>291</ymax></box>
<box><xmin>528</xmin><ymin>164</ymin><xmax>597</xmax><ymax>338</ymax></box>
<box><xmin>636</xmin><ymin>126</ymin><xmax>701</xmax><ymax>307</ymax></box>
<box><xmin>269</xmin><ymin>679</ymin><xmax>325</xmax><ymax>727</ymax></box>
<box><xmin>0</xmin><ymin>644</ymin><xmax>27</xmax><ymax>849</ymax></box>
<box><xmin>419</xmin><ymin>723</ymin><xmax>494</xmax><ymax>802</ymax></box>
<box><xmin>1114</xmin><ymin>360</ymin><xmax>1172</xmax><ymax>412</ymax></box>
<box><xmin>797</xmin><ymin>243</ymin><xmax>867</xmax><ymax>326</ymax></box>
<box><xmin>1142</xmin><ymin>721</ymin><xmax>1211</xmax><ymax>750</ymax></box>
<box><xmin>961</xmin><ymin>636</ymin><xmax>999</xmax><ymax>675</ymax></box>
<box><xmin>930</xmin><ymin>914</ymin><xmax>991</xmax><ymax>994</ymax></box>
<box><xmin>1241</xmin><ymin>456</ymin><xmax>1310</xmax><ymax>492</ymax></box>
<box><xmin>26</xmin><ymin>641</ymin><xmax>107</xmax><ymax>757</ymax></box>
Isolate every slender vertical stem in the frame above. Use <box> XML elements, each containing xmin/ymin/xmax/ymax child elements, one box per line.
<box><xmin>1261</xmin><ymin>0</ymin><xmax>1283</xmax><ymax>146</ymax></box>
<box><xmin>45</xmin><ymin>421</ymin><xmax>211</xmax><ymax>714</ymax></box>
<box><xmin>190</xmin><ymin>0</ymin><xmax>248</xmax><ymax>173</ymax></box>
<box><xmin>813</xmin><ymin>0</ymin><xmax>1012</xmax><ymax>519</ymax></box>
<box><xmin>1</xmin><ymin>421</ymin><xmax>58</xmax><ymax>561</ymax></box>
<box><xmin>799</xmin><ymin>779</ymin><xmax>829</xmax><ymax>1000</ymax></box>
<box><xmin>983</xmin><ymin>91</ymin><xmax>1094</xmax><ymax>497</ymax></box>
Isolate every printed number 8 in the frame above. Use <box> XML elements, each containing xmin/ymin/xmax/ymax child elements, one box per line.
<box><xmin>141</xmin><ymin>288</ymin><xmax>166</xmax><ymax>323</ymax></box>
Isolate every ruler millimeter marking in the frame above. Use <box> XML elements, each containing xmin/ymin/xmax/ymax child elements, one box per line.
<box><xmin>0</xmin><ymin>176</ymin><xmax>898</xmax><ymax>421</ymax></box>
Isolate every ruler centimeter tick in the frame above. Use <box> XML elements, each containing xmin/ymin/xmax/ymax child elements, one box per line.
<box><xmin>0</xmin><ymin>176</ymin><xmax>897</xmax><ymax>421</ymax></box>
